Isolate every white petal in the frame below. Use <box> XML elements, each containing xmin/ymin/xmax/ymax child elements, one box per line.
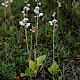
<box><xmin>24</xmin><ymin>6</ymin><xmax>30</xmax><ymax>11</ymax></box>
<box><xmin>35</xmin><ymin>6</ymin><xmax>39</xmax><ymax>11</ymax></box>
<box><xmin>49</xmin><ymin>21</ymin><xmax>52</xmax><ymax>24</ymax></box>
<box><xmin>27</xmin><ymin>23</ymin><xmax>31</xmax><ymax>26</ymax></box>
<box><xmin>19</xmin><ymin>21</ymin><xmax>24</xmax><ymax>26</ymax></box>
<box><xmin>9</xmin><ymin>0</ymin><xmax>13</xmax><ymax>2</ymax></box>
<box><xmin>2</xmin><ymin>3</ymin><xmax>5</xmax><ymax>6</ymax></box>
<box><xmin>49</xmin><ymin>21</ymin><xmax>53</xmax><ymax>26</ymax></box>
<box><xmin>27</xmin><ymin>4</ymin><xmax>30</xmax><ymax>7</ymax></box>
<box><xmin>25</xmin><ymin>23</ymin><xmax>31</xmax><ymax>28</ymax></box>
<box><xmin>23</xmin><ymin>18</ymin><xmax>29</xmax><ymax>22</ymax></box>
<box><xmin>5</xmin><ymin>5</ymin><xmax>8</xmax><ymax>7</ymax></box>
<box><xmin>6</xmin><ymin>1</ymin><xmax>9</xmax><ymax>3</ymax></box>
<box><xmin>52</xmin><ymin>19</ymin><xmax>58</xmax><ymax>24</ymax></box>
<box><xmin>39</xmin><ymin>13</ymin><xmax>43</xmax><ymax>17</ymax></box>
<box><xmin>50</xmin><ymin>23</ymin><xmax>53</xmax><ymax>26</ymax></box>
<box><xmin>34</xmin><ymin>9</ymin><xmax>39</xmax><ymax>14</ymax></box>
<box><xmin>38</xmin><ymin>3</ymin><xmax>41</xmax><ymax>5</ymax></box>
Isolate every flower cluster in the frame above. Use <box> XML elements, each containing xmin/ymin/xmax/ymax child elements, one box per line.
<box><xmin>34</xmin><ymin>2</ymin><xmax>43</xmax><ymax>17</ymax></box>
<box><xmin>19</xmin><ymin>18</ymin><xmax>30</xmax><ymax>28</ymax></box>
<box><xmin>57</xmin><ymin>1</ymin><xmax>62</xmax><ymax>8</ymax></box>
<box><xmin>30</xmin><ymin>26</ymin><xmax>37</xmax><ymax>33</ymax></box>
<box><xmin>19</xmin><ymin>4</ymin><xmax>31</xmax><ymax>29</ymax></box>
<box><xmin>2</xmin><ymin>0</ymin><xmax>13</xmax><ymax>7</ymax></box>
<box><xmin>49</xmin><ymin>12</ymin><xmax>58</xmax><ymax>27</ymax></box>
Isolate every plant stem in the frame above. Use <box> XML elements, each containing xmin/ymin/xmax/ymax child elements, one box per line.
<box><xmin>30</xmin><ymin>32</ymin><xmax>32</xmax><ymax>61</ymax></box>
<box><xmin>53</xmin><ymin>24</ymin><xmax>55</xmax><ymax>80</ymax></box>
<box><xmin>25</xmin><ymin>27</ymin><xmax>29</xmax><ymax>55</ymax></box>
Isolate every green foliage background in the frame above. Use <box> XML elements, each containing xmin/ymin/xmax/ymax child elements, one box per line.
<box><xmin>0</xmin><ymin>0</ymin><xmax>80</xmax><ymax>80</ymax></box>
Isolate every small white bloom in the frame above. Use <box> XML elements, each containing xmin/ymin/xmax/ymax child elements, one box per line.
<box><xmin>35</xmin><ymin>6</ymin><xmax>39</xmax><ymax>11</ymax></box>
<box><xmin>38</xmin><ymin>3</ymin><xmax>41</xmax><ymax>5</ymax></box>
<box><xmin>25</xmin><ymin>23</ymin><xmax>31</xmax><ymax>28</ymax></box>
<box><xmin>27</xmin><ymin>4</ymin><xmax>30</xmax><ymax>7</ymax></box>
<box><xmin>49</xmin><ymin>21</ymin><xmax>53</xmax><ymax>26</ymax></box>
<box><xmin>19</xmin><ymin>21</ymin><xmax>24</xmax><ymax>26</ymax></box>
<box><xmin>5</xmin><ymin>5</ymin><xmax>8</xmax><ymax>7</ymax></box>
<box><xmin>52</xmin><ymin>12</ymin><xmax>56</xmax><ymax>17</ymax></box>
<box><xmin>23</xmin><ymin>18</ymin><xmax>29</xmax><ymax>22</ymax></box>
<box><xmin>2</xmin><ymin>3</ymin><xmax>5</xmax><ymax>6</ymax></box>
<box><xmin>58</xmin><ymin>2</ymin><xmax>62</xmax><ymax>8</ymax></box>
<box><xmin>39</xmin><ymin>13</ymin><xmax>43</xmax><ymax>17</ymax></box>
<box><xmin>52</xmin><ymin>19</ymin><xmax>58</xmax><ymax>24</ymax></box>
<box><xmin>24</xmin><ymin>6</ymin><xmax>30</xmax><ymax>11</ymax></box>
<box><xmin>34</xmin><ymin>6</ymin><xmax>39</xmax><ymax>14</ymax></box>
<box><xmin>6</xmin><ymin>1</ymin><xmax>9</xmax><ymax>3</ymax></box>
<box><xmin>9</xmin><ymin>0</ymin><xmax>13</xmax><ymax>2</ymax></box>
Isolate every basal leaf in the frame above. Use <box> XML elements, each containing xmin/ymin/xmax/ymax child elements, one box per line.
<box><xmin>36</xmin><ymin>55</ymin><xmax>46</xmax><ymax>66</ymax></box>
<box><xmin>29</xmin><ymin>60</ymin><xmax>36</xmax><ymax>71</ymax></box>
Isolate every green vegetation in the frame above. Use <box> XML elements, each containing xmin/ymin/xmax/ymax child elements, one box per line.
<box><xmin>0</xmin><ymin>0</ymin><xmax>80</xmax><ymax>80</ymax></box>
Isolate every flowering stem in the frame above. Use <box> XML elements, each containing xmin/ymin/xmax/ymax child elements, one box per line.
<box><xmin>36</xmin><ymin>2</ymin><xmax>39</xmax><ymax>46</ymax></box>
<box><xmin>25</xmin><ymin>27</ymin><xmax>29</xmax><ymax>55</ymax></box>
<box><xmin>53</xmin><ymin>24</ymin><xmax>55</xmax><ymax>80</ymax></box>
<box><xmin>30</xmin><ymin>32</ymin><xmax>32</xmax><ymax>61</ymax></box>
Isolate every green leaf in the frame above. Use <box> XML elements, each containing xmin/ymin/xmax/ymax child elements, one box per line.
<box><xmin>48</xmin><ymin>61</ymin><xmax>59</xmax><ymax>75</ymax></box>
<box><xmin>48</xmin><ymin>67</ymin><xmax>53</xmax><ymax>74</ymax></box>
<box><xmin>20</xmin><ymin>73</ymin><xmax>26</xmax><ymax>77</ymax></box>
<box><xmin>36</xmin><ymin>55</ymin><xmax>46</xmax><ymax>66</ymax></box>
<box><xmin>29</xmin><ymin>60</ymin><xmax>36</xmax><ymax>71</ymax></box>
<box><xmin>25</xmin><ymin>68</ymin><xmax>30</xmax><ymax>76</ymax></box>
<box><xmin>33</xmin><ymin>67</ymin><xmax>39</xmax><ymax>75</ymax></box>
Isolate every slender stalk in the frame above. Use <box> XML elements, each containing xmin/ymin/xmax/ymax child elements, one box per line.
<box><xmin>52</xmin><ymin>13</ymin><xmax>56</xmax><ymax>80</ymax></box>
<box><xmin>53</xmin><ymin>24</ymin><xmax>55</xmax><ymax>80</ymax></box>
<box><xmin>30</xmin><ymin>32</ymin><xmax>32</xmax><ymax>61</ymax></box>
<box><xmin>25</xmin><ymin>27</ymin><xmax>29</xmax><ymax>55</ymax></box>
<box><xmin>36</xmin><ymin>1</ymin><xmax>39</xmax><ymax>46</ymax></box>
<box><xmin>4</xmin><ymin>0</ymin><xmax>6</xmax><ymax>30</ymax></box>
<box><xmin>34</xmin><ymin>1</ymin><xmax>39</xmax><ymax>63</ymax></box>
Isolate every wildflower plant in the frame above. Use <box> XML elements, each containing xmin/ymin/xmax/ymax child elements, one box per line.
<box><xmin>33</xmin><ymin>0</ymin><xmax>44</xmax><ymax>62</ymax></box>
<box><xmin>49</xmin><ymin>12</ymin><xmax>59</xmax><ymax>79</ymax></box>
<box><xmin>1</xmin><ymin>0</ymin><xmax>13</xmax><ymax>64</ymax></box>
<box><xmin>19</xmin><ymin>0</ymin><xmax>31</xmax><ymax>56</ymax></box>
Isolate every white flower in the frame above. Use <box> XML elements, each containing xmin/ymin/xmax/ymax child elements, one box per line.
<box><xmin>34</xmin><ymin>6</ymin><xmax>39</xmax><ymax>14</ymax></box>
<box><xmin>24</xmin><ymin>6</ymin><xmax>30</xmax><ymax>11</ymax></box>
<box><xmin>49</xmin><ymin>21</ymin><xmax>53</xmax><ymax>26</ymax></box>
<box><xmin>6</xmin><ymin>1</ymin><xmax>9</xmax><ymax>3</ymax></box>
<box><xmin>2</xmin><ymin>1</ymin><xmax>9</xmax><ymax>7</ymax></box>
<box><xmin>25</xmin><ymin>23</ymin><xmax>31</xmax><ymax>28</ymax></box>
<box><xmin>38</xmin><ymin>3</ymin><xmax>41</xmax><ymax>5</ymax></box>
<box><xmin>2</xmin><ymin>3</ymin><xmax>5</xmax><ymax>6</ymax></box>
<box><xmin>57</xmin><ymin>1</ymin><xmax>62</xmax><ymax>8</ymax></box>
<box><xmin>52</xmin><ymin>12</ymin><xmax>56</xmax><ymax>17</ymax></box>
<box><xmin>52</xmin><ymin>19</ymin><xmax>58</xmax><ymax>24</ymax></box>
<box><xmin>9</xmin><ymin>0</ymin><xmax>13</xmax><ymax>2</ymax></box>
<box><xmin>39</xmin><ymin>13</ymin><xmax>43</xmax><ymax>17</ymax></box>
<box><xmin>27</xmin><ymin>4</ymin><xmax>30</xmax><ymax>7</ymax></box>
<box><xmin>19</xmin><ymin>21</ymin><xmax>24</xmax><ymax>26</ymax></box>
<box><xmin>58</xmin><ymin>2</ymin><xmax>62</xmax><ymax>7</ymax></box>
<box><xmin>23</xmin><ymin>18</ymin><xmax>29</xmax><ymax>22</ymax></box>
<box><xmin>5</xmin><ymin>5</ymin><xmax>8</xmax><ymax>7</ymax></box>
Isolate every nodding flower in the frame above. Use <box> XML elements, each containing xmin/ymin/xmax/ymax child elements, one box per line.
<box><xmin>23</xmin><ymin>6</ymin><xmax>30</xmax><ymax>12</ymax></box>
<box><xmin>19</xmin><ymin>18</ymin><xmax>30</xmax><ymax>28</ymax></box>
<box><xmin>34</xmin><ymin>6</ymin><xmax>39</xmax><ymax>14</ymax></box>
<box><xmin>49</xmin><ymin>12</ymin><xmax>58</xmax><ymax>27</ymax></box>
<box><xmin>39</xmin><ymin>13</ymin><xmax>43</xmax><ymax>17</ymax></box>
<box><xmin>57</xmin><ymin>1</ymin><xmax>62</xmax><ymax>8</ymax></box>
<box><xmin>2</xmin><ymin>0</ymin><xmax>13</xmax><ymax>7</ymax></box>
